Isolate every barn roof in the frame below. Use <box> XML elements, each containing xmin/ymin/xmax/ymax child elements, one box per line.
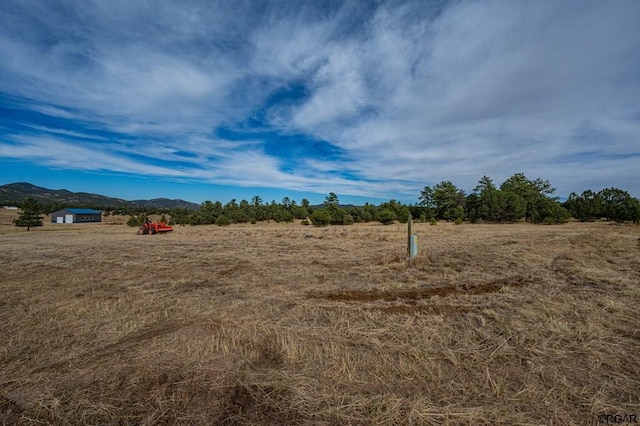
<box><xmin>64</xmin><ymin>208</ymin><xmax>102</xmax><ymax>214</ymax></box>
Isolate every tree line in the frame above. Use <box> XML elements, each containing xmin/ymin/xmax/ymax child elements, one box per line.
<box><xmin>420</xmin><ymin>173</ymin><xmax>639</xmax><ymax>225</ymax></box>
<box><xmin>116</xmin><ymin>173</ymin><xmax>640</xmax><ymax>227</ymax></box>
<box><xmin>11</xmin><ymin>173</ymin><xmax>640</xmax><ymax>230</ymax></box>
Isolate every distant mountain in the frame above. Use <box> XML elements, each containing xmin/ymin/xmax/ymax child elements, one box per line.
<box><xmin>0</xmin><ymin>182</ymin><xmax>129</xmax><ymax>207</ymax></box>
<box><xmin>0</xmin><ymin>182</ymin><xmax>200</xmax><ymax>210</ymax></box>
<box><xmin>129</xmin><ymin>197</ymin><xmax>201</xmax><ymax>210</ymax></box>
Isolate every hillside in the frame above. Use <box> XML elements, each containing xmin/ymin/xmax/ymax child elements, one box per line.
<box><xmin>0</xmin><ymin>182</ymin><xmax>200</xmax><ymax>210</ymax></box>
<box><xmin>129</xmin><ymin>197</ymin><xmax>201</xmax><ymax>210</ymax></box>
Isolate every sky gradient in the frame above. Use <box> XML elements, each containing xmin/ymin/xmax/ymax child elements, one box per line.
<box><xmin>1</xmin><ymin>0</ymin><xmax>639</xmax><ymax>205</ymax></box>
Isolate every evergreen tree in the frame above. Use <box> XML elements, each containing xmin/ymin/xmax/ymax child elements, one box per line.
<box><xmin>362</xmin><ymin>203</ymin><xmax>377</xmax><ymax>222</ymax></box>
<box><xmin>469</xmin><ymin>176</ymin><xmax>526</xmax><ymax>223</ymax></box>
<box><xmin>127</xmin><ymin>213</ymin><xmax>147</xmax><ymax>227</ymax></box>
<box><xmin>343</xmin><ymin>214</ymin><xmax>355</xmax><ymax>225</ymax></box>
<box><xmin>310</xmin><ymin>209</ymin><xmax>331</xmax><ymax>227</ymax></box>
<box><xmin>323</xmin><ymin>192</ymin><xmax>346</xmax><ymax>224</ymax></box>
<box><xmin>377</xmin><ymin>208</ymin><xmax>396</xmax><ymax>225</ymax></box>
<box><xmin>599</xmin><ymin>187</ymin><xmax>640</xmax><ymax>223</ymax></box>
<box><xmin>531</xmin><ymin>198</ymin><xmax>571</xmax><ymax>224</ymax></box>
<box><xmin>193</xmin><ymin>200</ymin><xmax>222</xmax><ymax>224</ymax></box>
<box><xmin>14</xmin><ymin>197</ymin><xmax>44</xmax><ymax>231</ymax></box>
<box><xmin>500</xmin><ymin>173</ymin><xmax>555</xmax><ymax>222</ymax></box>
<box><xmin>215</xmin><ymin>214</ymin><xmax>230</xmax><ymax>226</ymax></box>
<box><xmin>564</xmin><ymin>190</ymin><xmax>602</xmax><ymax>221</ymax></box>
<box><xmin>324</xmin><ymin>192</ymin><xmax>339</xmax><ymax>209</ymax></box>
<box><xmin>292</xmin><ymin>205</ymin><xmax>310</xmax><ymax>219</ymax></box>
<box><xmin>421</xmin><ymin>181</ymin><xmax>465</xmax><ymax>221</ymax></box>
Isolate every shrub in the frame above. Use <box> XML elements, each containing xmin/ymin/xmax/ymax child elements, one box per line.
<box><xmin>310</xmin><ymin>209</ymin><xmax>331</xmax><ymax>227</ymax></box>
<box><xmin>127</xmin><ymin>214</ymin><xmax>147</xmax><ymax>227</ymax></box>
<box><xmin>329</xmin><ymin>208</ymin><xmax>346</xmax><ymax>225</ymax></box>
<box><xmin>273</xmin><ymin>210</ymin><xmax>294</xmax><ymax>223</ymax></box>
<box><xmin>454</xmin><ymin>217</ymin><xmax>463</xmax><ymax>225</ymax></box>
<box><xmin>377</xmin><ymin>208</ymin><xmax>396</xmax><ymax>225</ymax></box>
<box><xmin>215</xmin><ymin>214</ymin><xmax>230</xmax><ymax>226</ymax></box>
<box><xmin>343</xmin><ymin>214</ymin><xmax>354</xmax><ymax>225</ymax></box>
<box><xmin>531</xmin><ymin>200</ymin><xmax>571</xmax><ymax>224</ymax></box>
<box><xmin>429</xmin><ymin>218</ymin><xmax>438</xmax><ymax>226</ymax></box>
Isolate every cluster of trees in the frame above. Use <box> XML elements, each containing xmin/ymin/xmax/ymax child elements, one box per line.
<box><xmin>12</xmin><ymin>173</ymin><xmax>640</xmax><ymax>230</ymax></box>
<box><xmin>419</xmin><ymin>173</ymin><xmax>639</xmax><ymax>225</ymax></box>
<box><xmin>420</xmin><ymin>173</ymin><xmax>570</xmax><ymax>224</ymax></box>
<box><xmin>565</xmin><ymin>188</ymin><xmax>640</xmax><ymax>222</ymax></box>
<box><xmin>161</xmin><ymin>173</ymin><xmax>637</xmax><ymax>227</ymax></box>
<box><xmin>168</xmin><ymin>195</ymin><xmax>311</xmax><ymax>226</ymax></box>
<box><xmin>159</xmin><ymin>193</ymin><xmax>413</xmax><ymax>227</ymax></box>
<box><xmin>308</xmin><ymin>193</ymin><xmax>413</xmax><ymax>226</ymax></box>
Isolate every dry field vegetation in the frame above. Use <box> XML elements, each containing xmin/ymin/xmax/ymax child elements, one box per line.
<box><xmin>1</xmin><ymin>208</ymin><xmax>639</xmax><ymax>425</ymax></box>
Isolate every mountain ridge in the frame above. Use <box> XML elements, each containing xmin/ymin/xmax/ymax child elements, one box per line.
<box><xmin>0</xmin><ymin>182</ymin><xmax>200</xmax><ymax>210</ymax></box>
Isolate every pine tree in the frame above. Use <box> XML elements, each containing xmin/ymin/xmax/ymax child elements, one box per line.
<box><xmin>14</xmin><ymin>198</ymin><xmax>44</xmax><ymax>231</ymax></box>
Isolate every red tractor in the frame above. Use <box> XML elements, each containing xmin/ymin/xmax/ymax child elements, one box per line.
<box><xmin>137</xmin><ymin>220</ymin><xmax>173</xmax><ymax>234</ymax></box>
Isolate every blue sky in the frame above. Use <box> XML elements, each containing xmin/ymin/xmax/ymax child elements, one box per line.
<box><xmin>1</xmin><ymin>0</ymin><xmax>639</xmax><ymax>205</ymax></box>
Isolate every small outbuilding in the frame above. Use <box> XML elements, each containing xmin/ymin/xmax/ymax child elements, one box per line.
<box><xmin>51</xmin><ymin>208</ymin><xmax>102</xmax><ymax>224</ymax></box>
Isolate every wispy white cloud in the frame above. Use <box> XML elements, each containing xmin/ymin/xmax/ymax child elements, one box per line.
<box><xmin>0</xmin><ymin>0</ymin><xmax>639</xmax><ymax>201</ymax></box>
<box><xmin>280</xmin><ymin>0</ymin><xmax>640</xmax><ymax>195</ymax></box>
<box><xmin>20</xmin><ymin>124</ymin><xmax>109</xmax><ymax>141</ymax></box>
<box><xmin>1</xmin><ymin>135</ymin><xmax>186</xmax><ymax>176</ymax></box>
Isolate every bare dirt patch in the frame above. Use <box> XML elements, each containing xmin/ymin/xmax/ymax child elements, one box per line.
<box><xmin>311</xmin><ymin>275</ymin><xmax>535</xmax><ymax>317</ymax></box>
<box><xmin>311</xmin><ymin>275</ymin><xmax>533</xmax><ymax>302</ymax></box>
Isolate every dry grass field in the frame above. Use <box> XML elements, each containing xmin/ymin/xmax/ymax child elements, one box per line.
<box><xmin>1</xmin><ymin>208</ymin><xmax>639</xmax><ymax>425</ymax></box>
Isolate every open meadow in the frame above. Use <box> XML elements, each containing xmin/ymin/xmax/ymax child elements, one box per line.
<box><xmin>1</xmin><ymin>209</ymin><xmax>639</xmax><ymax>425</ymax></box>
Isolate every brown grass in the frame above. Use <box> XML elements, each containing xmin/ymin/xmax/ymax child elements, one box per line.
<box><xmin>1</xmin><ymin>210</ymin><xmax>639</xmax><ymax>424</ymax></box>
